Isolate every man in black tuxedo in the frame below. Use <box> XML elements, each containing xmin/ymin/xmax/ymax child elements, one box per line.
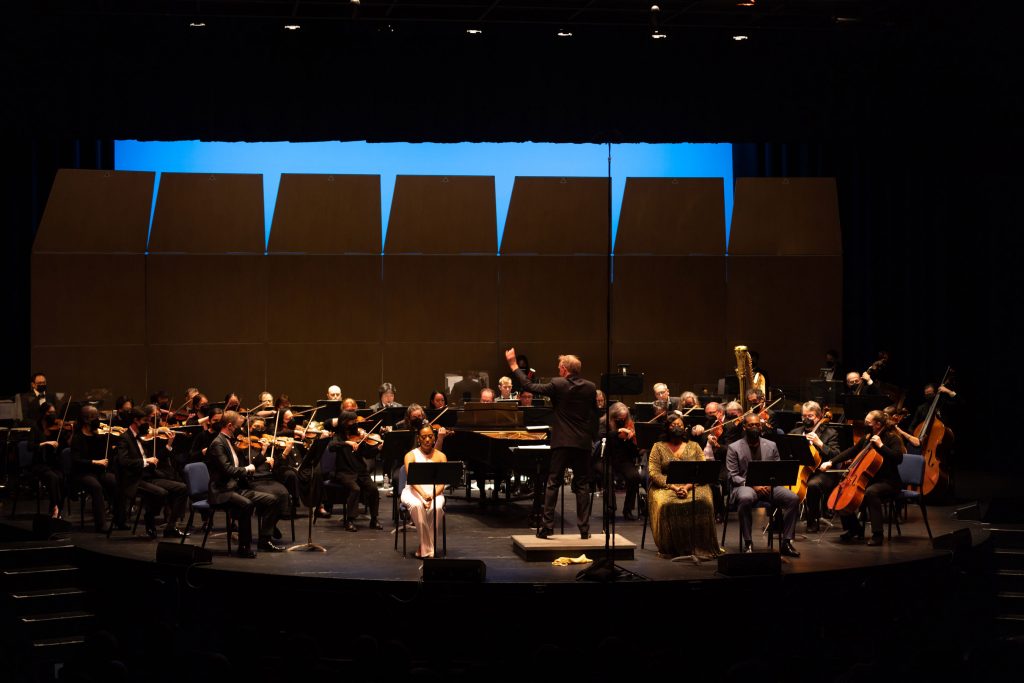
<box><xmin>206</xmin><ymin>411</ymin><xmax>285</xmax><ymax>557</ymax></box>
<box><xmin>726</xmin><ymin>413</ymin><xmax>800</xmax><ymax>557</ymax></box>
<box><xmin>115</xmin><ymin>406</ymin><xmax>187</xmax><ymax>539</ymax></box>
<box><xmin>19</xmin><ymin>371</ymin><xmax>53</xmax><ymax>425</ymax></box>
<box><xmin>505</xmin><ymin>348</ymin><xmax>597</xmax><ymax>539</ymax></box>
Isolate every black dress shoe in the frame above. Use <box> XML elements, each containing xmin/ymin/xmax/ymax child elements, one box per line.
<box><xmin>838</xmin><ymin>531</ymin><xmax>863</xmax><ymax>543</ymax></box>
<box><xmin>343</xmin><ymin>522</ymin><xmax>358</xmax><ymax>532</ymax></box>
<box><xmin>536</xmin><ymin>527</ymin><xmax>553</xmax><ymax>539</ymax></box>
<box><xmin>866</xmin><ymin>535</ymin><xmax>885</xmax><ymax>546</ymax></box>
<box><xmin>257</xmin><ymin>540</ymin><xmax>286</xmax><ymax>552</ymax></box>
<box><xmin>369</xmin><ymin>520</ymin><xmax>384</xmax><ymax>530</ymax></box>
<box><xmin>742</xmin><ymin>541</ymin><xmax>753</xmax><ymax>554</ymax></box>
<box><xmin>780</xmin><ymin>540</ymin><xmax>801</xmax><ymax>558</ymax></box>
<box><xmin>145</xmin><ymin>525</ymin><xmax>158</xmax><ymax>539</ymax></box>
<box><xmin>580</xmin><ymin>531</ymin><xmax>591</xmax><ymax>540</ymax></box>
<box><xmin>622</xmin><ymin>512</ymin><xmax>636</xmax><ymax>521</ymax></box>
<box><xmin>806</xmin><ymin>521</ymin><xmax>820</xmax><ymax>533</ymax></box>
<box><xmin>315</xmin><ymin>509</ymin><xmax>332</xmax><ymax>519</ymax></box>
<box><xmin>272</xmin><ymin>526</ymin><xmax>282</xmax><ymax>540</ymax></box>
<box><xmin>236</xmin><ymin>547</ymin><xmax>257</xmax><ymax>559</ymax></box>
<box><xmin>163</xmin><ymin>527</ymin><xmax>186</xmax><ymax>539</ymax></box>
<box><xmin>113</xmin><ymin>522</ymin><xmax>130</xmax><ymax>531</ymax></box>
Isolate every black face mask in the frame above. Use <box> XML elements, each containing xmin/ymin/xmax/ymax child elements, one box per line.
<box><xmin>89</xmin><ymin>418</ymin><xmax>101</xmax><ymax>431</ymax></box>
<box><xmin>802</xmin><ymin>418</ymin><xmax>815</xmax><ymax>430</ymax></box>
<box><xmin>825</xmin><ymin>361</ymin><xmax>835</xmax><ymax>368</ymax></box>
<box><xmin>138</xmin><ymin>423</ymin><xmax>150</xmax><ymax>436</ymax></box>
<box><xmin>251</xmin><ymin>426</ymin><xmax>264</xmax><ymax>436</ymax></box>
<box><xmin>744</xmin><ymin>428</ymin><xmax>760</xmax><ymax>443</ymax></box>
<box><xmin>669</xmin><ymin>424</ymin><xmax>687</xmax><ymax>439</ymax></box>
<box><xmin>36</xmin><ymin>384</ymin><xmax>47</xmax><ymax>394</ymax></box>
<box><xmin>44</xmin><ymin>414</ymin><xmax>57</xmax><ymax>425</ymax></box>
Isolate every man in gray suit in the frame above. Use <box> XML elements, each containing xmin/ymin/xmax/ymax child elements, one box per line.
<box><xmin>726</xmin><ymin>414</ymin><xmax>801</xmax><ymax>557</ymax></box>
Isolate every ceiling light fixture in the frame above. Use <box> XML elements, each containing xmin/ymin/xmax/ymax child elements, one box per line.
<box><xmin>732</xmin><ymin>35</ymin><xmax>749</xmax><ymax>41</ymax></box>
<box><xmin>650</xmin><ymin>5</ymin><xmax>666</xmax><ymax>39</ymax></box>
<box><xmin>466</xmin><ymin>28</ymin><xmax>483</xmax><ymax>35</ymax></box>
<box><xmin>284</xmin><ymin>24</ymin><xmax>301</xmax><ymax>31</ymax></box>
<box><xmin>557</xmin><ymin>30</ymin><xmax>573</xmax><ymax>37</ymax></box>
<box><xmin>189</xmin><ymin>21</ymin><xmax>206</xmax><ymax>28</ymax></box>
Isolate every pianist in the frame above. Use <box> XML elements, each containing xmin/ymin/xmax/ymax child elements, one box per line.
<box><xmin>505</xmin><ymin>348</ymin><xmax>598</xmax><ymax>540</ymax></box>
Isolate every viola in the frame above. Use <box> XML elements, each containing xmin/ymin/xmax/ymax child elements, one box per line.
<box><xmin>789</xmin><ymin>408</ymin><xmax>831</xmax><ymax>501</ymax></box>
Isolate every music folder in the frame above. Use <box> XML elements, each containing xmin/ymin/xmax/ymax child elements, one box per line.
<box><xmin>665</xmin><ymin>460</ymin><xmax>721</xmax><ymax>486</ymax></box>
<box><xmin>744</xmin><ymin>460</ymin><xmax>800</xmax><ymax>488</ymax></box>
<box><xmin>407</xmin><ymin>461</ymin><xmax>465</xmax><ymax>487</ymax></box>
<box><xmin>780</xmin><ymin>434</ymin><xmax>819</xmax><ymax>467</ymax></box>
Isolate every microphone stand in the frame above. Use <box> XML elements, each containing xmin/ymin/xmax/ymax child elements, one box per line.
<box><xmin>288</xmin><ymin>407</ymin><xmax>326</xmax><ymax>553</ymax></box>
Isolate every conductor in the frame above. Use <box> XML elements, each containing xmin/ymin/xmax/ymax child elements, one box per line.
<box><xmin>505</xmin><ymin>348</ymin><xmax>597</xmax><ymax>539</ymax></box>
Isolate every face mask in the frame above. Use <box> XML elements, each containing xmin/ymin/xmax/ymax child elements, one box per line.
<box><xmin>36</xmin><ymin>384</ymin><xmax>47</xmax><ymax>394</ymax></box>
<box><xmin>669</xmin><ymin>424</ymin><xmax>686</xmax><ymax>438</ymax></box>
<box><xmin>251</xmin><ymin>426</ymin><xmax>264</xmax><ymax>435</ymax></box>
<box><xmin>138</xmin><ymin>423</ymin><xmax>150</xmax><ymax>436</ymax></box>
<box><xmin>802</xmin><ymin>418</ymin><xmax>815</xmax><ymax>430</ymax></box>
<box><xmin>44</xmin><ymin>414</ymin><xmax>57</xmax><ymax>425</ymax></box>
<box><xmin>89</xmin><ymin>418</ymin><xmax>101</xmax><ymax>431</ymax></box>
<box><xmin>745</xmin><ymin>428</ymin><xmax>759</xmax><ymax>442</ymax></box>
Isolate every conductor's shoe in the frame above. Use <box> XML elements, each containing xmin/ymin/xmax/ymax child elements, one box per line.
<box><xmin>580</xmin><ymin>531</ymin><xmax>591</xmax><ymax>540</ymax></box>
<box><xmin>236</xmin><ymin>547</ymin><xmax>257</xmax><ymax>559</ymax></box>
<box><xmin>369</xmin><ymin>520</ymin><xmax>384</xmax><ymax>530</ymax></box>
<box><xmin>780</xmin><ymin>540</ymin><xmax>801</xmax><ymax>558</ymax></box>
<box><xmin>257</xmin><ymin>540</ymin><xmax>286</xmax><ymax>552</ymax></box>
<box><xmin>742</xmin><ymin>541</ymin><xmax>753</xmax><ymax>554</ymax></box>
<box><xmin>536</xmin><ymin>527</ymin><xmax>553</xmax><ymax>539</ymax></box>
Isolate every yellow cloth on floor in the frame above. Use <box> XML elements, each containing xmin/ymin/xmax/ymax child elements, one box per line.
<box><xmin>551</xmin><ymin>554</ymin><xmax>592</xmax><ymax>567</ymax></box>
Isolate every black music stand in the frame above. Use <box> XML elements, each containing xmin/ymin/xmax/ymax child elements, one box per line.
<box><xmin>315</xmin><ymin>400</ymin><xmax>342</xmax><ymax>426</ymax></box>
<box><xmin>665</xmin><ymin>460</ymin><xmax>722</xmax><ymax>564</ymax></box>
<box><xmin>289</xmin><ymin>408</ymin><xmax>327</xmax><ymax>553</ymax></box>
<box><xmin>744</xmin><ymin>460</ymin><xmax>800</xmax><ymax>553</ymax></box>
<box><xmin>407</xmin><ymin>461</ymin><xmax>465</xmax><ymax>559</ymax></box>
<box><xmin>810</xmin><ymin>379</ymin><xmax>843</xmax><ymax>406</ymax></box>
<box><xmin>634</xmin><ymin>423</ymin><xmax>662</xmax><ymax>454</ymax></box>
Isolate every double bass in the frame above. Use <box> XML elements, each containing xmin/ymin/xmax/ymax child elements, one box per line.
<box><xmin>847</xmin><ymin>352</ymin><xmax>889</xmax><ymax>444</ymax></box>
<box><xmin>913</xmin><ymin>367</ymin><xmax>954</xmax><ymax>497</ymax></box>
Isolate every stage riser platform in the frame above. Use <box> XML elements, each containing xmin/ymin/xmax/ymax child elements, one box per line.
<box><xmin>511</xmin><ymin>533</ymin><xmax>636</xmax><ymax>561</ymax></box>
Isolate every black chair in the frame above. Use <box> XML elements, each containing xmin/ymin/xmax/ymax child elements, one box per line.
<box><xmin>9</xmin><ymin>440</ymin><xmax>42</xmax><ymax>517</ymax></box>
<box><xmin>181</xmin><ymin>462</ymin><xmax>235</xmax><ymax>554</ymax></box>
<box><xmin>720</xmin><ymin>480</ymin><xmax>777</xmax><ymax>551</ymax></box>
<box><xmin>638</xmin><ymin>486</ymin><xmax>651</xmax><ymax>549</ymax></box>
<box><xmin>394</xmin><ymin>463</ymin><xmax>446</xmax><ymax>558</ymax></box>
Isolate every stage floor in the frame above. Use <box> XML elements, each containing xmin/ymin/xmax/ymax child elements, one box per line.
<box><xmin>44</xmin><ymin>489</ymin><xmax>988</xmax><ymax>584</ymax></box>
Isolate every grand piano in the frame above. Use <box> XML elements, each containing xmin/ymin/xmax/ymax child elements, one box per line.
<box><xmin>441</xmin><ymin>402</ymin><xmax>551</xmax><ymax>504</ymax></box>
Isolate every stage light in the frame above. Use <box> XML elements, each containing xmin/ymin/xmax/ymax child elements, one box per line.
<box><xmin>652</xmin><ymin>31</ymin><xmax>667</xmax><ymax>39</ymax></box>
<box><xmin>737</xmin><ymin>1</ymin><xmax>756</xmax><ymax>6</ymax></box>
<box><xmin>650</xmin><ymin>5</ymin><xmax>665</xmax><ymax>39</ymax></box>
<box><xmin>557</xmin><ymin>30</ymin><xmax>573</xmax><ymax>37</ymax></box>
<box><xmin>284</xmin><ymin>24</ymin><xmax>301</xmax><ymax>31</ymax></box>
<box><xmin>732</xmin><ymin>35</ymin><xmax>749</xmax><ymax>41</ymax></box>
<box><xmin>189</xmin><ymin>22</ymin><xmax>206</xmax><ymax>28</ymax></box>
<box><xmin>350</xmin><ymin>0</ymin><xmax>361</xmax><ymax>4</ymax></box>
<box><xmin>466</xmin><ymin>28</ymin><xmax>483</xmax><ymax>35</ymax></box>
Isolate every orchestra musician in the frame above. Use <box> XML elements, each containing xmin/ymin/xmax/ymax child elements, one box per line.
<box><xmin>695</xmin><ymin>400</ymin><xmax>743</xmax><ymax>521</ymax></box>
<box><xmin>325</xmin><ymin>414</ymin><xmax>384</xmax><ymax>532</ymax></box>
<box><xmin>428</xmin><ymin>390</ymin><xmax>447</xmax><ymax>410</ymax></box>
<box><xmin>70</xmin><ymin>405</ymin><xmax>125</xmax><ymax>532</ymax></box>
<box><xmin>30</xmin><ymin>402</ymin><xmax>68</xmax><ymax>519</ymax></box>
<box><xmin>788</xmin><ymin>401</ymin><xmax>841</xmax><ymax>533</ymax></box>
<box><xmin>327</xmin><ymin>385</ymin><xmax>342</xmax><ymax>401</ymax></box>
<box><xmin>112</xmin><ymin>396</ymin><xmax>135</xmax><ymax>428</ymax></box>
<box><xmin>401</xmin><ymin>424</ymin><xmax>448</xmax><ymax>559</ymax></box>
<box><xmin>497</xmin><ymin>376</ymin><xmax>515</xmax><ymax>400</ymax></box>
<box><xmin>595</xmin><ymin>389</ymin><xmax>606</xmax><ymax>411</ymax></box>
<box><xmin>653</xmin><ymin>383</ymin><xmax>679</xmax><ymax>411</ymax></box>
<box><xmin>845</xmin><ymin>370</ymin><xmax>878</xmax><ymax>395</ymax></box>
<box><xmin>19</xmin><ymin>371</ymin><xmax>53</xmax><ymax>424</ymax></box>
<box><xmin>725</xmin><ymin>413</ymin><xmax>801</xmax><ymax>557</ymax></box>
<box><xmin>518</xmin><ymin>391</ymin><xmax>534</xmax><ymax>407</ymax></box>
<box><xmin>678</xmin><ymin>391</ymin><xmax>701</xmax><ymax>410</ymax></box>
<box><xmin>369</xmin><ymin>383</ymin><xmax>402</xmax><ymax>411</ymax></box>
<box><xmin>506</xmin><ymin>349</ymin><xmax>597</xmax><ymax>540</ymax></box>
<box><xmin>594</xmin><ymin>402</ymin><xmax>641</xmax><ymax>521</ymax></box>
<box><xmin>188</xmin><ymin>405</ymin><xmax>223</xmax><ymax>463</ymax></box>
<box><xmin>115</xmin><ymin>406</ymin><xmax>187</xmax><ymax>539</ymax></box>
<box><xmin>206</xmin><ymin>410</ymin><xmax>285</xmax><ymax>556</ymax></box>
<box><xmin>894</xmin><ymin>383</ymin><xmax>960</xmax><ymax>450</ymax></box>
<box><xmin>479</xmin><ymin>387</ymin><xmax>496</xmax><ymax>403</ymax></box>
<box><xmin>647</xmin><ymin>411</ymin><xmax>721</xmax><ymax>559</ymax></box>
<box><xmin>241</xmin><ymin>416</ymin><xmax>294</xmax><ymax>541</ymax></box>
<box><xmin>819</xmin><ymin>409</ymin><xmax>904</xmax><ymax>546</ymax></box>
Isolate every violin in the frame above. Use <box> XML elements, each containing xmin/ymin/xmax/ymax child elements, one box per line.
<box><xmin>96</xmin><ymin>423</ymin><xmax>126</xmax><ymax>436</ymax></box>
<box><xmin>140</xmin><ymin>426</ymin><xmax>186</xmax><ymax>442</ymax></box>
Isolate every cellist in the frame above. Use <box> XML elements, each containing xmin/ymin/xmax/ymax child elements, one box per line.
<box><xmin>820</xmin><ymin>409</ymin><xmax>904</xmax><ymax>545</ymax></box>
<box><xmin>787</xmin><ymin>401</ymin><xmax>841</xmax><ymax>533</ymax></box>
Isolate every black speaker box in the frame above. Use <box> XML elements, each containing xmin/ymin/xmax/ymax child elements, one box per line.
<box><xmin>421</xmin><ymin>558</ymin><xmax>486</xmax><ymax>583</ymax></box>
<box><xmin>932</xmin><ymin>528</ymin><xmax>972</xmax><ymax>554</ymax></box>
<box><xmin>156</xmin><ymin>541</ymin><xmax>213</xmax><ymax>566</ymax></box>
<box><xmin>717</xmin><ymin>552</ymin><xmax>781</xmax><ymax>577</ymax></box>
<box><xmin>32</xmin><ymin>514</ymin><xmax>73</xmax><ymax>539</ymax></box>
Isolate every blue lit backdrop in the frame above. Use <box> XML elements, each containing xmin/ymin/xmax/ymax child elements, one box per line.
<box><xmin>115</xmin><ymin>141</ymin><xmax>733</xmax><ymax>251</ymax></box>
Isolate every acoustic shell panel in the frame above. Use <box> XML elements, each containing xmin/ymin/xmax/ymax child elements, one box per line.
<box><xmin>146</xmin><ymin>343</ymin><xmax>267</xmax><ymax>406</ymax></box>
<box><xmin>615</xmin><ymin>178</ymin><xmax>726</xmax><ymax>255</ymax></box>
<box><xmin>729</xmin><ymin>178</ymin><xmax>841</xmax><ymax>256</ymax></box>
<box><xmin>382</xmin><ymin>342</ymin><xmax>499</xmax><ymax>408</ymax></box>
<box><xmin>501</xmin><ymin>177</ymin><xmax>609</xmax><ymax>254</ymax></box>
<box><xmin>266</xmin><ymin>343</ymin><xmax>383</xmax><ymax>407</ymax></box>
<box><xmin>148</xmin><ymin>173</ymin><xmax>264</xmax><ymax>254</ymax></box>
<box><xmin>34</xmin><ymin>169</ymin><xmax>154</xmax><ymax>254</ymax></box>
<box><xmin>30</xmin><ymin>344</ymin><xmax>147</xmax><ymax>411</ymax></box>
<box><xmin>268</xmin><ymin>174</ymin><xmax>381</xmax><ymax>254</ymax></box>
<box><xmin>385</xmin><ymin>176</ymin><xmax>496</xmax><ymax>254</ymax></box>
<box><xmin>498</xmin><ymin>255</ymin><xmax>608</xmax><ymax>342</ymax></box>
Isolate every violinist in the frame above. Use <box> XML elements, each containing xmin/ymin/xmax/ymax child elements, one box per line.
<box><xmin>237</xmin><ymin>417</ymin><xmax>292</xmax><ymax>541</ymax></box>
<box><xmin>149</xmin><ymin>390</ymin><xmax>173</xmax><ymax>421</ymax></box>
<box><xmin>428</xmin><ymin>390</ymin><xmax>447</xmax><ymax>410</ymax></box>
<box><xmin>70</xmin><ymin>405</ymin><xmax>125</xmax><ymax>532</ymax></box>
<box><xmin>30</xmin><ymin>402</ymin><xmax>68</xmax><ymax>519</ymax></box>
<box><xmin>224</xmin><ymin>392</ymin><xmax>242</xmax><ymax>413</ymax></box>
<box><xmin>653</xmin><ymin>383</ymin><xmax>678</xmax><ymax>411</ymax></box>
<box><xmin>115</xmin><ymin>406</ymin><xmax>187</xmax><ymax>539</ymax></box>
<box><xmin>726</xmin><ymin>414</ymin><xmax>801</xmax><ymax>557</ymax></box>
<box><xmin>19</xmin><ymin>371</ymin><xmax>53</xmax><ymax>424</ymax></box>
<box><xmin>678</xmin><ymin>391</ymin><xmax>701</xmax><ymax>410</ymax></box>
<box><xmin>206</xmin><ymin>411</ymin><xmax>285</xmax><ymax>556</ymax></box>
<box><xmin>112</xmin><ymin>396</ymin><xmax>135</xmax><ymax>428</ymax></box>
<box><xmin>788</xmin><ymin>401</ymin><xmax>841</xmax><ymax>533</ymax></box>
<box><xmin>325</xmin><ymin>413</ymin><xmax>384</xmax><ymax>531</ymax></box>
<box><xmin>745</xmin><ymin>388</ymin><xmax>775</xmax><ymax>434</ymax></box>
<box><xmin>188</xmin><ymin>405</ymin><xmax>223</xmax><ymax>463</ymax></box>
<box><xmin>326</xmin><ymin>385</ymin><xmax>342</xmax><ymax>401</ymax></box>
<box><xmin>286</xmin><ymin>408</ymin><xmax>329</xmax><ymax>519</ymax></box>
<box><xmin>820</xmin><ymin>409</ymin><xmax>904</xmax><ymax>545</ymax></box>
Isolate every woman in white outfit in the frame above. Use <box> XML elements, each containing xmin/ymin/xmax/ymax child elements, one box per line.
<box><xmin>401</xmin><ymin>424</ymin><xmax>448</xmax><ymax>559</ymax></box>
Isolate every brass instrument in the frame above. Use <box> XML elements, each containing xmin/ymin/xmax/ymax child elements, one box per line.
<box><xmin>734</xmin><ymin>345</ymin><xmax>754</xmax><ymax>410</ymax></box>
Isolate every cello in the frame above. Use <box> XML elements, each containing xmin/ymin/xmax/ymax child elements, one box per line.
<box><xmin>827</xmin><ymin>418</ymin><xmax>886</xmax><ymax>516</ymax></box>
<box><xmin>913</xmin><ymin>367</ymin><xmax>954</xmax><ymax>497</ymax></box>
